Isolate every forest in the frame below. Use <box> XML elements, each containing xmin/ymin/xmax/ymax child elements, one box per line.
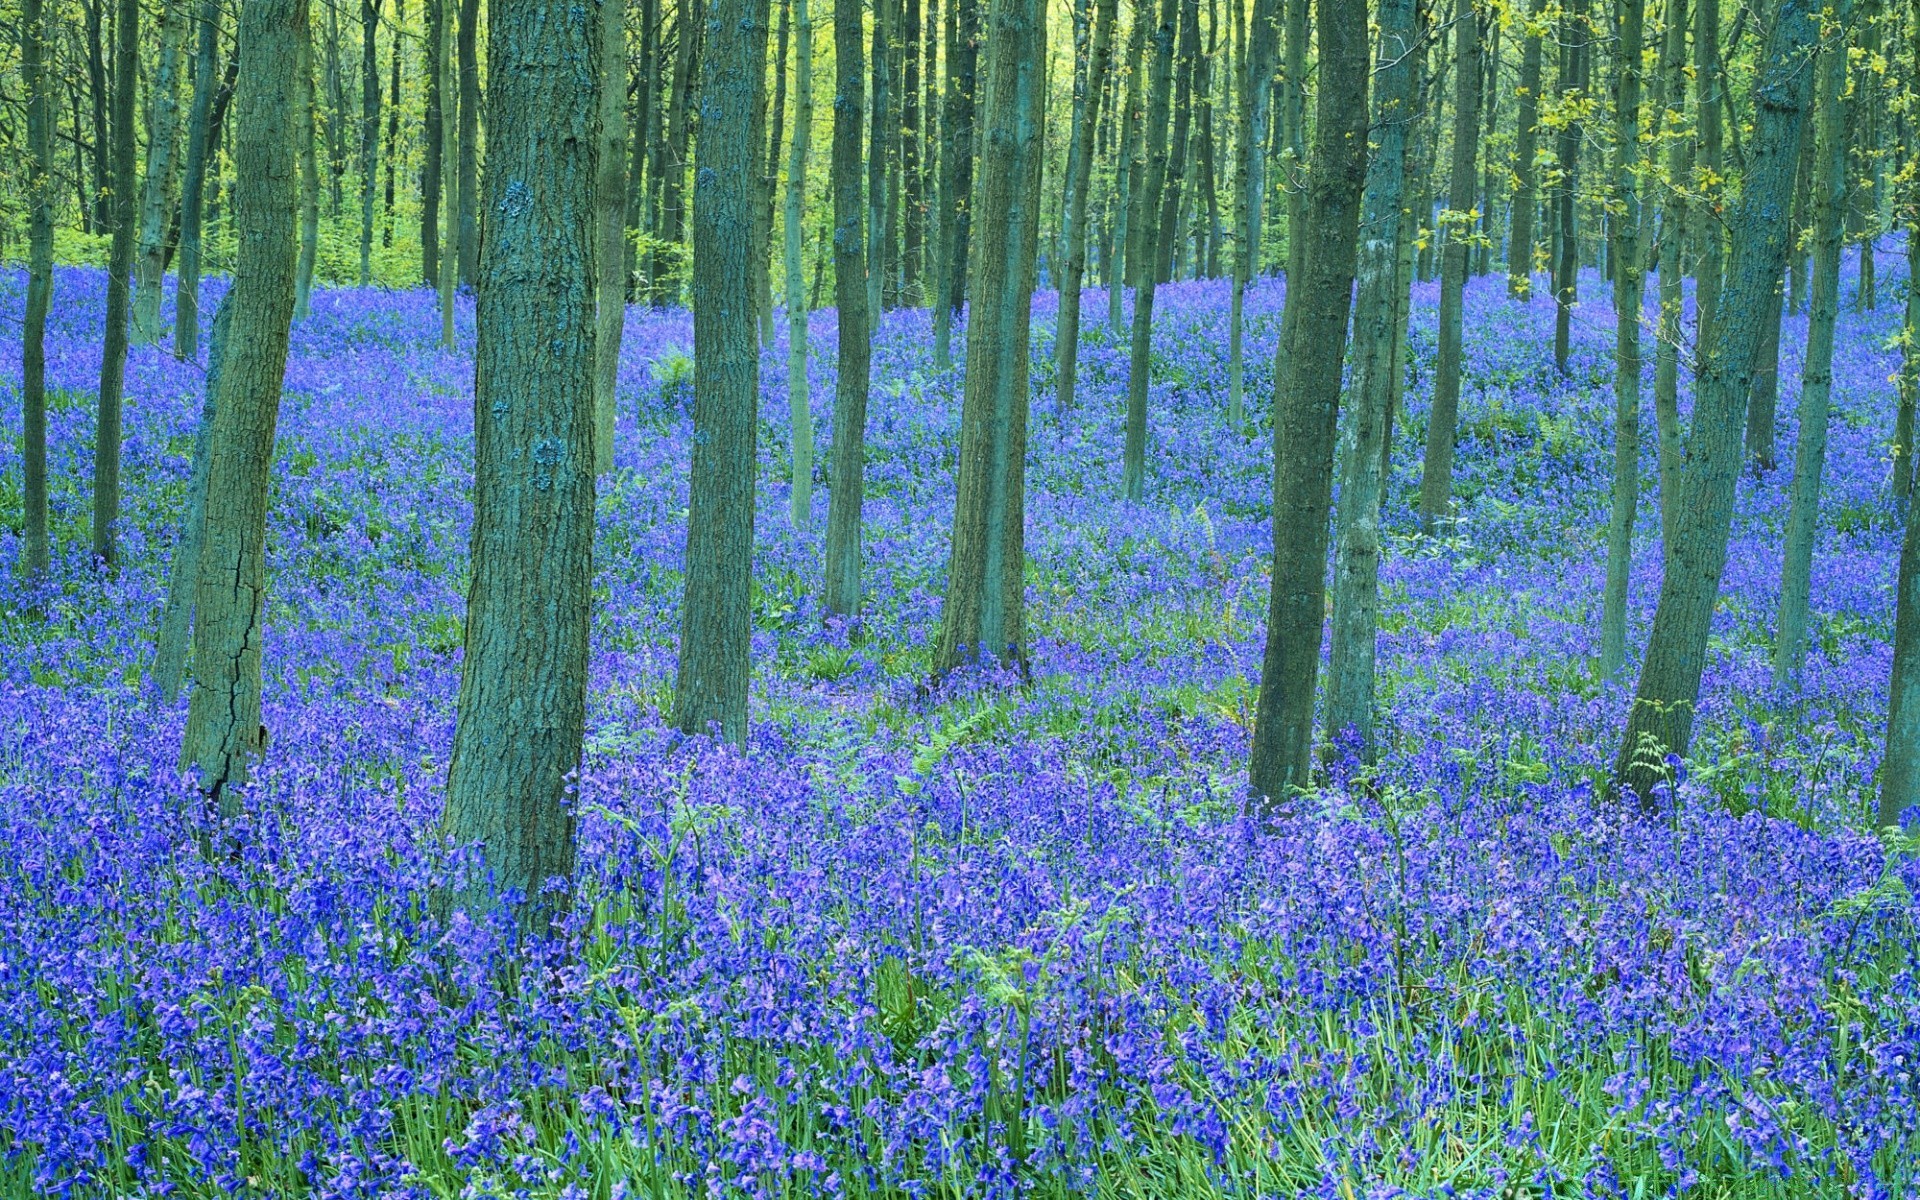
<box><xmin>0</xmin><ymin>0</ymin><xmax>1918</xmax><ymax>1192</ymax></box>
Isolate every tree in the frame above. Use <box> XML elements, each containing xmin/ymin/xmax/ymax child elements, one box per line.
<box><xmin>1651</xmin><ymin>0</ymin><xmax>1690</xmax><ymax>541</ymax></box>
<box><xmin>1326</xmin><ymin>0</ymin><xmax>1418</xmax><ymax>762</ymax></box>
<box><xmin>423</xmin><ymin>0</ymin><xmax>446</xmax><ymax>286</ymax></box>
<box><xmin>674</xmin><ymin>0</ymin><xmax>771</xmax><ymax>741</ymax></box>
<box><xmin>178</xmin><ymin>0</ymin><xmax>306</xmax><ymax>805</ymax></box>
<box><xmin>438</xmin><ymin>0</ymin><xmax>458</xmax><ymax>347</ymax></box>
<box><xmin>1227</xmin><ymin>0</ymin><xmax>1276</xmax><ymax>425</ymax></box>
<box><xmin>296</xmin><ymin>23</ymin><xmax>320</xmax><ymax>320</ymax></box>
<box><xmin>786</xmin><ymin>0</ymin><xmax>816</xmax><ymax>529</ymax></box>
<box><xmin>457</xmin><ymin>0</ymin><xmax>482</xmax><ymax>286</ymax></box>
<box><xmin>1773</xmin><ymin>13</ymin><xmax>1851</xmax><ymax>687</ymax></box>
<box><xmin>868</xmin><ymin>0</ymin><xmax>893</xmax><ymax>319</ymax></box>
<box><xmin>1506</xmin><ymin>0</ymin><xmax>1542</xmax><ymax>299</ymax></box>
<box><xmin>1119</xmin><ymin>0</ymin><xmax>1175</xmax><ymax>503</ymax></box>
<box><xmin>442</xmin><ymin>0</ymin><xmax>602</xmax><ymax>915</ymax></box>
<box><xmin>1881</xmin><ymin>457</ymin><xmax>1920</xmax><ymax>828</ymax></box>
<box><xmin>1417</xmin><ymin>0</ymin><xmax>1483</xmax><ymax>533</ymax></box>
<box><xmin>1612</xmin><ymin>0</ymin><xmax>1827</xmax><ymax>803</ymax></box>
<box><xmin>1691</xmin><ymin>0</ymin><xmax>1723</xmax><ymax>375</ymax></box>
<box><xmin>595</xmin><ymin>0</ymin><xmax>630</xmax><ymax>474</ymax></box>
<box><xmin>1550</xmin><ymin>0</ymin><xmax>1588</xmax><ymax>375</ymax></box>
<box><xmin>934</xmin><ymin>0</ymin><xmax>1047</xmax><ymax>675</ymax></box>
<box><xmin>1601</xmin><ymin>0</ymin><xmax>1647</xmax><ymax>679</ymax></box>
<box><xmin>1053</xmin><ymin>0</ymin><xmax>1118</xmax><ymax>413</ymax></box>
<box><xmin>20</xmin><ymin>0</ymin><xmax>53</xmax><ymax>581</ymax></box>
<box><xmin>825</xmin><ymin>0</ymin><xmax>872</xmax><ymax>615</ymax></box>
<box><xmin>360</xmin><ymin>0</ymin><xmax>382</xmax><ymax>286</ymax></box>
<box><xmin>1247</xmin><ymin>0</ymin><xmax>1369</xmax><ymax>807</ymax></box>
<box><xmin>932</xmin><ymin>0</ymin><xmax>978</xmax><ymax>368</ymax></box>
<box><xmin>91</xmin><ymin>0</ymin><xmax>138</xmax><ymax>567</ymax></box>
<box><xmin>173</xmin><ymin>0</ymin><xmax>226</xmax><ymax>359</ymax></box>
<box><xmin>133</xmin><ymin>0</ymin><xmax>186</xmax><ymax>346</ymax></box>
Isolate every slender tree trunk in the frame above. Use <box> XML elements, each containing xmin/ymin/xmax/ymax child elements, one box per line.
<box><xmin>439</xmin><ymin>0</ymin><xmax>458</xmax><ymax>345</ymax></box>
<box><xmin>1418</xmin><ymin>0</ymin><xmax>1483</xmax><ymax>533</ymax></box>
<box><xmin>296</xmin><ymin>16</ymin><xmax>321</xmax><ymax>318</ymax></box>
<box><xmin>1881</xmin><ymin>456</ymin><xmax>1920</xmax><ymax>826</ymax></box>
<box><xmin>1507</xmin><ymin>0</ymin><xmax>1542</xmax><ymax>298</ymax></box>
<box><xmin>595</xmin><ymin>0</ymin><xmax>629</xmax><ymax>473</ymax></box>
<box><xmin>86</xmin><ymin>0</ymin><xmax>112</xmax><ymax>233</ymax></box>
<box><xmin>1107</xmin><ymin>6</ymin><xmax>1146</xmax><ymax>332</ymax></box>
<box><xmin>1053</xmin><ymin>0</ymin><xmax>1117</xmax><ymax>413</ymax></box>
<box><xmin>934</xmin><ymin>0</ymin><xmax>1045</xmax><ymax>675</ymax></box>
<box><xmin>423</xmin><ymin>0</ymin><xmax>446</xmax><ymax>285</ymax></box>
<box><xmin>1789</xmin><ymin>119</ymin><xmax>1813</xmax><ymax>314</ymax></box>
<box><xmin>1120</xmin><ymin>0</ymin><xmax>1176</xmax><ymax>502</ymax></box>
<box><xmin>457</xmin><ymin>0</ymin><xmax>481</xmax><ymax>286</ymax></box>
<box><xmin>1892</xmin><ymin>227</ymin><xmax>1918</xmax><ymax>501</ymax></box>
<box><xmin>1745</xmin><ymin>275</ymin><xmax>1784</xmax><ymax>473</ymax></box>
<box><xmin>786</xmin><ymin>0</ymin><xmax>814</xmax><ymax>529</ymax></box>
<box><xmin>658</xmin><ymin>0</ymin><xmax>703</xmax><ymax>303</ymax></box>
<box><xmin>21</xmin><ymin>0</ymin><xmax>53</xmax><ymax>581</ymax></box>
<box><xmin>1652</xmin><ymin>0</ymin><xmax>1689</xmax><ymax>544</ymax></box>
<box><xmin>1247</xmin><ymin>0</ymin><xmax>1368</xmax><ymax>808</ymax></box>
<box><xmin>902</xmin><ymin>0</ymin><xmax>923</xmax><ymax>300</ymax></box>
<box><xmin>1601</xmin><ymin>0</ymin><xmax>1646</xmax><ymax>679</ymax></box>
<box><xmin>443</xmin><ymin>0</ymin><xmax>600</xmax><ymax>918</ymax></box>
<box><xmin>179</xmin><ymin>0</ymin><xmax>305</xmax><ymax>805</ymax></box>
<box><xmin>760</xmin><ymin>0</ymin><xmax>789</xmax><ymax>343</ymax></box>
<box><xmin>932</xmin><ymin>0</ymin><xmax>978</xmax><ymax>367</ymax></box>
<box><xmin>1474</xmin><ymin>16</ymin><xmax>1498</xmax><ymax>278</ymax></box>
<box><xmin>867</xmin><ymin>0</ymin><xmax>893</xmax><ymax>318</ymax></box>
<box><xmin>154</xmin><ymin>303</ymin><xmax>230</xmax><ymax>701</ymax></box>
<box><xmin>173</xmin><ymin>0</ymin><xmax>224</xmax><ymax>359</ymax></box>
<box><xmin>133</xmin><ymin>0</ymin><xmax>186</xmax><ymax>345</ymax></box>
<box><xmin>1551</xmin><ymin>0</ymin><xmax>1587</xmax><ymax>374</ymax></box>
<box><xmin>825</xmin><ymin>0</ymin><xmax>873</xmax><ymax>614</ymax></box>
<box><xmin>1278</xmin><ymin>0</ymin><xmax>1307</xmax><ymax>285</ymax></box>
<box><xmin>92</xmin><ymin>0</ymin><xmax>138</xmax><ymax>567</ymax></box>
<box><xmin>360</xmin><ymin>0</ymin><xmax>382</xmax><ymax>286</ymax></box>
<box><xmin>326</xmin><ymin>0</ymin><xmax>348</xmax><ymax>210</ymax></box>
<box><xmin>384</xmin><ymin>0</ymin><xmax>404</xmax><ymax>245</ymax></box>
<box><xmin>1773</xmin><ymin>32</ymin><xmax>1849</xmax><ymax>688</ymax></box>
<box><xmin>1325</xmin><ymin>0</ymin><xmax>1416</xmax><ymax>761</ymax></box>
<box><xmin>1613</xmin><ymin>0</ymin><xmax>1825</xmax><ymax>803</ymax></box>
<box><xmin>675</xmin><ymin>0</ymin><xmax>769</xmax><ymax>742</ymax></box>
<box><xmin>1228</xmin><ymin>0</ymin><xmax>1276</xmax><ymax>424</ymax></box>
<box><xmin>1692</xmin><ymin>0</ymin><xmax>1722</xmax><ymax>373</ymax></box>
<box><xmin>1152</xmin><ymin>0</ymin><xmax>1198</xmax><ymax>285</ymax></box>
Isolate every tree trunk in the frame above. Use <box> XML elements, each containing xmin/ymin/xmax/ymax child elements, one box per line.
<box><xmin>384</xmin><ymin>0</ymin><xmax>404</xmax><ymax>245</ymax></box>
<box><xmin>423</xmin><ymin>0</ymin><xmax>445</xmax><ymax>285</ymax></box>
<box><xmin>296</xmin><ymin>16</ymin><xmax>320</xmax><ymax>318</ymax></box>
<box><xmin>932</xmin><ymin>0</ymin><xmax>977</xmax><ymax>367</ymax></box>
<box><xmin>1691</xmin><ymin>0</ymin><xmax>1723</xmax><ymax>373</ymax></box>
<box><xmin>1892</xmin><ymin>227</ymin><xmax>1918</xmax><ymax>501</ymax></box>
<box><xmin>1652</xmin><ymin>0</ymin><xmax>1689</xmax><ymax>544</ymax></box>
<box><xmin>1601</xmin><ymin>0</ymin><xmax>1646</xmax><ymax>679</ymax></box>
<box><xmin>1325</xmin><ymin>0</ymin><xmax>1416</xmax><ymax>762</ymax></box>
<box><xmin>133</xmin><ymin>0</ymin><xmax>186</xmax><ymax>346</ymax></box>
<box><xmin>1745</xmin><ymin>275</ymin><xmax>1784</xmax><ymax>473</ymax></box>
<box><xmin>21</xmin><ymin>0</ymin><xmax>53</xmax><ymax>581</ymax></box>
<box><xmin>173</xmin><ymin>0</ymin><xmax>224</xmax><ymax>359</ymax></box>
<box><xmin>901</xmin><ymin>0</ymin><xmax>923</xmax><ymax>301</ymax></box>
<box><xmin>1551</xmin><ymin>0</ymin><xmax>1587</xmax><ymax>374</ymax></box>
<box><xmin>1612</xmin><ymin>0</ymin><xmax>1825</xmax><ymax>804</ymax></box>
<box><xmin>1278</xmin><ymin>0</ymin><xmax>1307</xmax><ymax>285</ymax></box>
<box><xmin>657</xmin><ymin>0</ymin><xmax>703</xmax><ymax>304</ymax></box>
<box><xmin>325</xmin><ymin>0</ymin><xmax>348</xmax><ymax>210</ymax></box>
<box><xmin>154</xmin><ymin>303</ymin><xmax>230</xmax><ymax>702</ymax></box>
<box><xmin>442</xmin><ymin>0</ymin><xmax>601</xmax><ymax>917</ymax></box>
<box><xmin>1152</xmin><ymin>0</ymin><xmax>1198</xmax><ymax>285</ymax></box>
<box><xmin>1247</xmin><ymin>0</ymin><xmax>1368</xmax><ymax>808</ymax></box>
<box><xmin>595</xmin><ymin>0</ymin><xmax>629</xmax><ymax>473</ymax></box>
<box><xmin>934</xmin><ymin>0</ymin><xmax>1045</xmax><ymax>675</ymax></box>
<box><xmin>867</xmin><ymin>0</ymin><xmax>893</xmax><ymax>318</ymax></box>
<box><xmin>86</xmin><ymin>0</ymin><xmax>112</xmax><ymax>233</ymax></box>
<box><xmin>360</xmin><ymin>0</ymin><xmax>382</xmax><ymax>286</ymax></box>
<box><xmin>675</xmin><ymin>0</ymin><xmax>769</xmax><ymax>740</ymax></box>
<box><xmin>1107</xmin><ymin>6</ymin><xmax>1146</xmax><ymax>331</ymax></box>
<box><xmin>1053</xmin><ymin>0</ymin><xmax>1117</xmax><ymax>414</ymax></box>
<box><xmin>786</xmin><ymin>0</ymin><xmax>815</xmax><ymax>529</ymax></box>
<box><xmin>92</xmin><ymin>0</ymin><xmax>138</xmax><ymax>567</ymax></box>
<box><xmin>1507</xmin><ymin>0</ymin><xmax>1542</xmax><ymax>298</ymax></box>
<box><xmin>1120</xmin><ymin>0</ymin><xmax>1176</xmax><ymax>503</ymax></box>
<box><xmin>1773</xmin><ymin>30</ymin><xmax>1849</xmax><ymax>688</ymax></box>
<box><xmin>825</xmin><ymin>0</ymin><xmax>873</xmax><ymax>614</ymax></box>
<box><xmin>439</xmin><ymin>0</ymin><xmax>458</xmax><ymax>346</ymax></box>
<box><xmin>457</xmin><ymin>0</ymin><xmax>481</xmax><ymax>286</ymax></box>
<box><xmin>1227</xmin><ymin>0</ymin><xmax>1277</xmax><ymax>425</ymax></box>
<box><xmin>1417</xmin><ymin>0</ymin><xmax>1483</xmax><ymax>533</ymax></box>
<box><xmin>179</xmin><ymin>0</ymin><xmax>305</xmax><ymax>805</ymax></box>
<box><xmin>760</xmin><ymin>0</ymin><xmax>789</xmax><ymax>343</ymax></box>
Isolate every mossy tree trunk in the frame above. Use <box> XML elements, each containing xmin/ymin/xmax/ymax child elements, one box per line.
<box><xmin>21</xmin><ymin>0</ymin><xmax>53</xmax><ymax>581</ymax></box>
<box><xmin>173</xmin><ymin>0</ymin><xmax>224</xmax><ymax>360</ymax></box>
<box><xmin>824</xmin><ymin>0</ymin><xmax>872</xmax><ymax>615</ymax></box>
<box><xmin>1052</xmin><ymin>0</ymin><xmax>1117</xmax><ymax>413</ymax></box>
<box><xmin>595</xmin><ymin>0</ymin><xmax>629</xmax><ymax>474</ymax></box>
<box><xmin>786</xmin><ymin>0</ymin><xmax>815</xmax><ymax>530</ymax></box>
<box><xmin>1601</xmin><ymin>0</ymin><xmax>1647</xmax><ymax>679</ymax></box>
<box><xmin>91</xmin><ymin>0</ymin><xmax>138</xmax><ymax>567</ymax></box>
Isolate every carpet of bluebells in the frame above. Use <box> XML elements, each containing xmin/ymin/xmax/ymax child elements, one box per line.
<box><xmin>0</xmin><ymin>256</ymin><xmax>1917</xmax><ymax>1199</ymax></box>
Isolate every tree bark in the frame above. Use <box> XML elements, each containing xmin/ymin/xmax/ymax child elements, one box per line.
<box><xmin>674</xmin><ymin>0</ymin><xmax>769</xmax><ymax>740</ymax></box>
<box><xmin>1652</xmin><ymin>0</ymin><xmax>1689</xmax><ymax>544</ymax></box>
<box><xmin>934</xmin><ymin>0</ymin><xmax>1046</xmax><ymax>675</ymax></box>
<box><xmin>1745</xmin><ymin>276</ymin><xmax>1784</xmax><ymax>473</ymax></box>
<box><xmin>384</xmin><ymin>0</ymin><xmax>405</xmax><ymax>245</ymax></box>
<box><xmin>932</xmin><ymin>0</ymin><xmax>977</xmax><ymax>367</ymax></box>
<box><xmin>1278</xmin><ymin>0</ymin><xmax>1307</xmax><ymax>285</ymax></box>
<box><xmin>1773</xmin><ymin>28</ymin><xmax>1849</xmax><ymax>688</ymax></box>
<box><xmin>296</xmin><ymin>15</ymin><xmax>320</xmax><ymax>319</ymax></box>
<box><xmin>1053</xmin><ymin>0</ymin><xmax>1117</xmax><ymax>413</ymax></box>
<box><xmin>1107</xmin><ymin>6</ymin><xmax>1146</xmax><ymax>331</ymax></box>
<box><xmin>179</xmin><ymin>0</ymin><xmax>305</xmax><ymax>805</ymax></box>
<box><xmin>825</xmin><ymin>0</ymin><xmax>872</xmax><ymax>614</ymax></box>
<box><xmin>1551</xmin><ymin>0</ymin><xmax>1588</xmax><ymax>374</ymax></box>
<box><xmin>1601</xmin><ymin>0</ymin><xmax>1646</xmax><ymax>679</ymax></box>
<box><xmin>1325</xmin><ymin>0</ymin><xmax>1416</xmax><ymax>761</ymax></box>
<box><xmin>439</xmin><ymin>0</ymin><xmax>458</xmax><ymax>346</ymax></box>
<box><xmin>760</xmin><ymin>0</ymin><xmax>789</xmax><ymax>342</ymax></box>
<box><xmin>91</xmin><ymin>0</ymin><xmax>138</xmax><ymax>567</ymax></box>
<box><xmin>423</xmin><ymin>0</ymin><xmax>445</xmax><ymax>285</ymax></box>
<box><xmin>360</xmin><ymin>0</ymin><xmax>382</xmax><ymax>286</ymax></box>
<box><xmin>1153</xmin><ymin>0</ymin><xmax>1199</xmax><ymax>285</ymax></box>
<box><xmin>786</xmin><ymin>0</ymin><xmax>815</xmax><ymax>529</ymax></box>
<box><xmin>154</xmin><ymin>302</ymin><xmax>229</xmax><ymax>702</ymax></box>
<box><xmin>443</xmin><ymin>0</ymin><xmax>601</xmax><ymax>917</ymax></box>
<box><xmin>1893</xmin><ymin>227</ymin><xmax>1918</xmax><ymax>501</ymax></box>
<box><xmin>173</xmin><ymin>0</ymin><xmax>224</xmax><ymax>359</ymax></box>
<box><xmin>133</xmin><ymin>0</ymin><xmax>186</xmax><ymax>346</ymax></box>
<box><xmin>1227</xmin><ymin>0</ymin><xmax>1276</xmax><ymax>424</ymax></box>
<box><xmin>901</xmin><ymin>0</ymin><xmax>923</xmax><ymax>300</ymax></box>
<box><xmin>868</xmin><ymin>0</ymin><xmax>893</xmax><ymax>318</ymax></box>
<box><xmin>1247</xmin><ymin>0</ymin><xmax>1368</xmax><ymax>808</ymax></box>
<box><xmin>1506</xmin><ymin>0</ymin><xmax>1542</xmax><ymax>298</ymax></box>
<box><xmin>596</xmin><ymin>0</ymin><xmax>630</xmax><ymax>473</ymax></box>
<box><xmin>1417</xmin><ymin>0</ymin><xmax>1483</xmax><ymax>533</ymax></box>
<box><xmin>1691</xmin><ymin>0</ymin><xmax>1723</xmax><ymax>374</ymax></box>
<box><xmin>1120</xmin><ymin>0</ymin><xmax>1176</xmax><ymax>502</ymax></box>
<box><xmin>21</xmin><ymin>0</ymin><xmax>53</xmax><ymax>581</ymax></box>
<box><xmin>1612</xmin><ymin>0</ymin><xmax>1826</xmax><ymax>803</ymax></box>
<box><xmin>457</xmin><ymin>0</ymin><xmax>481</xmax><ymax>286</ymax></box>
